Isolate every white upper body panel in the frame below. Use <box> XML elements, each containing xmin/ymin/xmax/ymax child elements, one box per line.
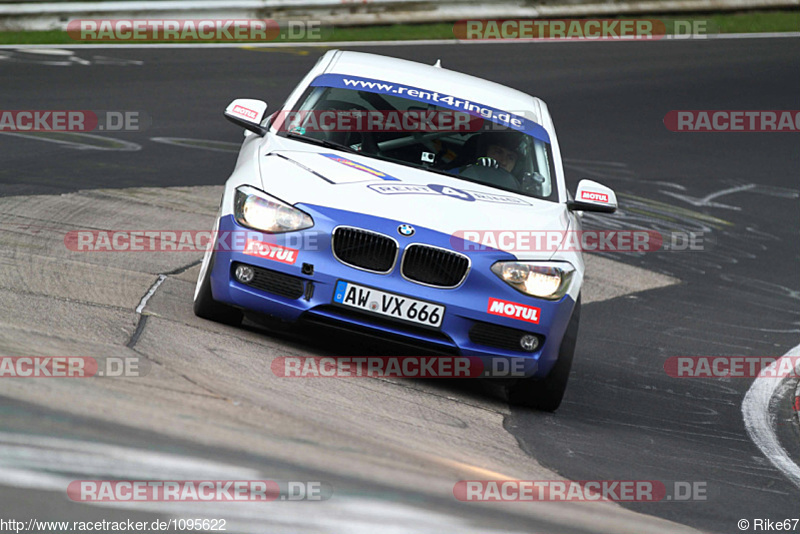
<box><xmin>269</xmin><ymin>50</ymin><xmax>566</xmax><ymax>202</ymax></box>
<box><xmin>223</xmin><ymin>50</ymin><xmax>581</xmax><ymax>275</ymax></box>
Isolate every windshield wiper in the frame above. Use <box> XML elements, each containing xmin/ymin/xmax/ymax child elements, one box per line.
<box><xmin>284</xmin><ymin>132</ymin><xmax>358</xmax><ymax>154</ymax></box>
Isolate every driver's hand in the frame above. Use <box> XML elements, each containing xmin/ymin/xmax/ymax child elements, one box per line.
<box><xmin>475</xmin><ymin>157</ymin><xmax>499</xmax><ymax>169</ymax></box>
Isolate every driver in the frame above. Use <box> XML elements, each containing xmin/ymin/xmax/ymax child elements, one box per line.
<box><xmin>473</xmin><ymin>131</ymin><xmax>523</xmax><ymax>173</ymax></box>
<box><xmin>446</xmin><ymin>130</ymin><xmax>545</xmax><ymax>195</ymax></box>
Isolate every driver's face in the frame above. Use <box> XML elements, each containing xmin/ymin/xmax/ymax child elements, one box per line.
<box><xmin>487</xmin><ymin>144</ymin><xmax>518</xmax><ymax>172</ymax></box>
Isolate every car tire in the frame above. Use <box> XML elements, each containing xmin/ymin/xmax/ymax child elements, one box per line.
<box><xmin>193</xmin><ymin>238</ymin><xmax>243</xmax><ymax>326</ymax></box>
<box><xmin>504</xmin><ymin>296</ymin><xmax>581</xmax><ymax>412</ymax></box>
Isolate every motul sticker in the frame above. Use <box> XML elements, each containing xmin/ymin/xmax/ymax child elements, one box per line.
<box><xmin>487</xmin><ymin>298</ymin><xmax>540</xmax><ymax>324</ymax></box>
<box><xmin>580</xmin><ymin>191</ymin><xmax>609</xmax><ymax>203</ymax></box>
<box><xmin>232</xmin><ymin>105</ymin><xmax>258</xmax><ymax>120</ymax></box>
<box><xmin>243</xmin><ymin>239</ymin><xmax>298</xmax><ymax>264</ymax></box>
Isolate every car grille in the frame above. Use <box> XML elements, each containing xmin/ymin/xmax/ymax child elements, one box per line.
<box><xmin>469</xmin><ymin>322</ymin><xmax>544</xmax><ymax>352</ymax></box>
<box><xmin>401</xmin><ymin>244</ymin><xmax>470</xmax><ymax>288</ymax></box>
<box><xmin>332</xmin><ymin>227</ymin><xmax>397</xmax><ymax>273</ymax></box>
<box><xmin>234</xmin><ymin>263</ymin><xmax>305</xmax><ymax>299</ymax></box>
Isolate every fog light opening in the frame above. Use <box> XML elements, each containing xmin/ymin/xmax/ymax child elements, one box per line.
<box><xmin>235</xmin><ymin>264</ymin><xmax>255</xmax><ymax>284</ymax></box>
<box><xmin>520</xmin><ymin>334</ymin><xmax>539</xmax><ymax>352</ymax></box>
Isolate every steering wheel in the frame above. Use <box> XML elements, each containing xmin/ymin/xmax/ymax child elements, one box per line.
<box><xmin>459</xmin><ymin>161</ymin><xmax>519</xmax><ymax>190</ymax></box>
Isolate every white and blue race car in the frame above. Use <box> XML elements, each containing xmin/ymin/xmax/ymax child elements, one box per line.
<box><xmin>194</xmin><ymin>50</ymin><xmax>617</xmax><ymax>411</ymax></box>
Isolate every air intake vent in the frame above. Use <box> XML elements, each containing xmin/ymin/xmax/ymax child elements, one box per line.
<box><xmin>469</xmin><ymin>322</ymin><xmax>543</xmax><ymax>352</ymax></box>
<box><xmin>332</xmin><ymin>227</ymin><xmax>397</xmax><ymax>273</ymax></box>
<box><xmin>233</xmin><ymin>263</ymin><xmax>305</xmax><ymax>299</ymax></box>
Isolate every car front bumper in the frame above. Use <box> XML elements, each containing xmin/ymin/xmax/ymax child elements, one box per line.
<box><xmin>209</xmin><ymin>205</ymin><xmax>578</xmax><ymax>378</ymax></box>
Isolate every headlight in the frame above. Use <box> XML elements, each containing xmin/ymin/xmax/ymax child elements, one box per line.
<box><xmin>234</xmin><ymin>186</ymin><xmax>313</xmax><ymax>233</ymax></box>
<box><xmin>491</xmin><ymin>261</ymin><xmax>575</xmax><ymax>300</ymax></box>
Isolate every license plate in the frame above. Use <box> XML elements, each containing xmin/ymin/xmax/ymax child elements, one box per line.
<box><xmin>333</xmin><ymin>281</ymin><xmax>445</xmax><ymax>328</ymax></box>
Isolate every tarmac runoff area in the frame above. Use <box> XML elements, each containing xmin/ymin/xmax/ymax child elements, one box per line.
<box><xmin>0</xmin><ymin>185</ymin><xmax>692</xmax><ymax>533</ymax></box>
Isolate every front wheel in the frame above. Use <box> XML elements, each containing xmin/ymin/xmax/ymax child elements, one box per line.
<box><xmin>504</xmin><ymin>296</ymin><xmax>581</xmax><ymax>412</ymax></box>
<box><xmin>193</xmin><ymin>226</ymin><xmax>243</xmax><ymax>326</ymax></box>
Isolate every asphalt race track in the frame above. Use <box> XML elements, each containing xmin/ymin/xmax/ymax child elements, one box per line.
<box><xmin>1</xmin><ymin>37</ymin><xmax>799</xmax><ymax>533</ymax></box>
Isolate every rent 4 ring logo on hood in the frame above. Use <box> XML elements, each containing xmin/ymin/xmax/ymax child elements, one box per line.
<box><xmin>368</xmin><ymin>183</ymin><xmax>531</xmax><ymax>205</ymax></box>
<box><xmin>309</xmin><ymin>74</ymin><xmax>550</xmax><ymax>143</ymax></box>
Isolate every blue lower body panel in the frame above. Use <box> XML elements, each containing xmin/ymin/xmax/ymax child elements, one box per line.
<box><xmin>209</xmin><ymin>206</ymin><xmax>578</xmax><ymax>379</ymax></box>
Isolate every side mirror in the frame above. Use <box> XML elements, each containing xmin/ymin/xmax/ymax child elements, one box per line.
<box><xmin>568</xmin><ymin>179</ymin><xmax>617</xmax><ymax>213</ymax></box>
<box><xmin>224</xmin><ymin>99</ymin><xmax>268</xmax><ymax>137</ymax></box>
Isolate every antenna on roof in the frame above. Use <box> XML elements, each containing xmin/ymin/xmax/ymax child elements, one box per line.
<box><xmin>433</xmin><ymin>59</ymin><xmax>442</xmax><ymax>68</ymax></box>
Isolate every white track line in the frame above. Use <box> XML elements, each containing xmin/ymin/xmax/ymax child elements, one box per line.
<box><xmin>135</xmin><ymin>274</ymin><xmax>166</xmax><ymax>314</ymax></box>
<box><xmin>742</xmin><ymin>343</ymin><xmax>800</xmax><ymax>489</ymax></box>
<box><xmin>0</xmin><ymin>432</ymin><xmax>524</xmax><ymax>534</ymax></box>
<box><xmin>0</xmin><ymin>32</ymin><xmax>798</xmax><ymax>49</ymax></box>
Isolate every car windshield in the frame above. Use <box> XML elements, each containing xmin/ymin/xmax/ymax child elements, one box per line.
<box><xmin>275</xmin><ymin>85</ymin><xmax>558</xmax><ymax>202</ymax></box>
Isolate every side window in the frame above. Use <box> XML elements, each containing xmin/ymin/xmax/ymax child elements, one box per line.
<box><xmin>533</xmin><ymin>139</ymin><xmax>552</xmax><ymax>197</ymax></box>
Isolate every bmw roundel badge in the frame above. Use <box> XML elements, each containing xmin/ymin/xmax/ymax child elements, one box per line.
<box><xmin>398</xmin><ymin>224</ymin><xmax>415</xmax><ymax>237</ymax></box>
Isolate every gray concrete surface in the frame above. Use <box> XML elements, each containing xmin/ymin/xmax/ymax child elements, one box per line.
<box><xmin>0</xmin><ymin>185</ymin><xmax>686</xmax><ymax>533</ymax></box>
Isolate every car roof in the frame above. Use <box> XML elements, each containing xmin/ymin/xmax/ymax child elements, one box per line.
<box><xmin>321</xmin><ymin>50</ymin><xmax>547</xmax><ymax>126</ymax></box>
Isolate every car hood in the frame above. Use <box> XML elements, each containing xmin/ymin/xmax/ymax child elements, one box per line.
<box><xmin>259</xmin><ymin>147</ymin><xmax>570</xmax><ymax>259</ymax></box>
